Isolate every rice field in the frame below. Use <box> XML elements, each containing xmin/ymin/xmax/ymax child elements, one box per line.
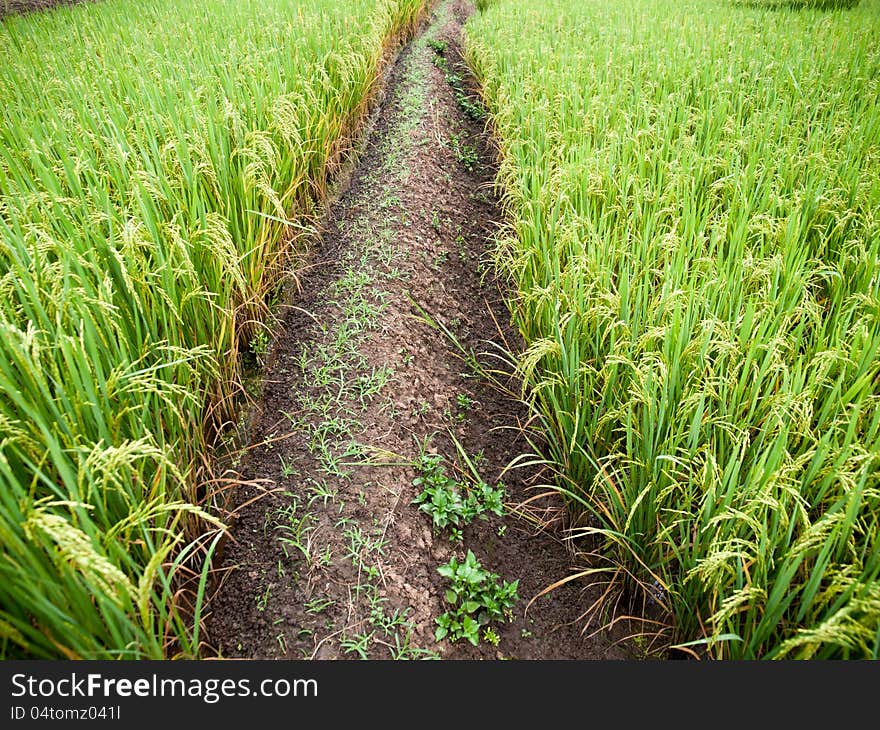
<box><xmin>0</xmin><ymin>0</ymin><xmax>423</xmax><ymax>659</ymax></box>
<box><xmin>466</xmin><ymin>0</ymin><xmax>880</xmax><ymax>658</ymax></box>
<box><xmin>4</xmin><ymin>0</ymin><xmax>878</xmax><ymax>663</ymax></box>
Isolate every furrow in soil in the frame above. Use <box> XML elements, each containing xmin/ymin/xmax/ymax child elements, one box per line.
<box><xmin>207</xmin><ymin>0</ymin><xmax>631</xmax><ymax>661</ymax></box>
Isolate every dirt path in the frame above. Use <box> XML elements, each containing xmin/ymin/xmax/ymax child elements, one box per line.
<box><xmin>207</xmin><ymin>0</ymin><xmax>631</xmax><ymax>660</ymax></box>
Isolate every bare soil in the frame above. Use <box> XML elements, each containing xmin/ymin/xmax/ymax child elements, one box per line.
<box><xmin>0</xmin><ymin>0</ymin><xmax>94</xmax><ymax>19</ymax></box>
<box><xmin>207</xmin><ymin>0</ymin><xmax>634</xmax><ymax>661</ymax></box>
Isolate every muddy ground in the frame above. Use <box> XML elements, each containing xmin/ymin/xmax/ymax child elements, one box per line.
<box><xmin>0</xmin><ymin>0</ymin><xmax>94</xmax><ymax>19</ymax></box>
<box><xmin>207</xmin><ymin>0</ymin><xmax>636</xmax><ymax>660</ymax></box>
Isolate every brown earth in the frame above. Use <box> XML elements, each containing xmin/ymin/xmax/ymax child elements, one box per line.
<box><xmin>206</xmin><ymin>0</ymin><xmax>637</xmax><ymax>661</ymax></box>
<box><xmin>0</xmin><ymin>0</ymin><xmax>94</xmax><ymax>19</ymax></box>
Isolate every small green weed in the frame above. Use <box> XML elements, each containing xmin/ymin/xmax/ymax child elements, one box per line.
<box><xmin>443</xmin><ymin>68</ymin><xmax>485</xmax><ymax>121</ymax></box>
<box><xmin>411</xmin><ymin>452</ymin><xmax>504</xmax><ymax>532</ymax></box>
<box><xmin>456</xmin><ymin>392</ymin><xmax>475</xmax><ymax>411</ymax></box>
<box><xmin>279</xmin><ymin>455</ymin><xmax>298</xmax><ymax>478</ymax></box>
<box><xmin>305</xmin><ymin>597</ymin><xmax>335</xmax><ymax>614</ymax></box>
<box><xmin>340</xmin><ymin>631</ymin><xmax>373</xmax><ymax>659</ymax></box>
<box><xmin>448</xmin><ymin>133</ymin><xmax>478</xmax><ymax>171</ymax></box>
<box><xmin>435</xmin><ymin>550</ymin><xmax>518</xmax><ymax>646</ymax></box>
<box><xmin>429</xmin><ymin>39</ymin><xmax>449</xmax><ymax>70</ymax></box>
<box><xmin>249</xmin><ymin>329</ymin><xmax>270</xmax><ymax>367</ymax></box>
<box><xmin>256</xmin><ymin>584</ymin><xmax>271</xmax><ymax>613</ymax></box>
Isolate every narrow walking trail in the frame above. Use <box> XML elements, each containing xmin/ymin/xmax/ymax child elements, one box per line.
<box><xmin>208</xmin><ymin>0</ymin><xmax>631</xmax><ymax>660</ymax></box>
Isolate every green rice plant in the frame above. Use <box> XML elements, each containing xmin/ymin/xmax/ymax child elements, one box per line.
<box><xmin>751</xmin><ymin>0</ymin><xmax>861</xmax><ymax>8</ymax></box>
<box><xmin>0</xmin><ymin>0</ymin><xmax>425</xmax><ymax>659</ymax></box>
<box><xmin>466</xmin><ymin>0</ymin><xmax>880</xmax><ymax>658</ymax></box>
